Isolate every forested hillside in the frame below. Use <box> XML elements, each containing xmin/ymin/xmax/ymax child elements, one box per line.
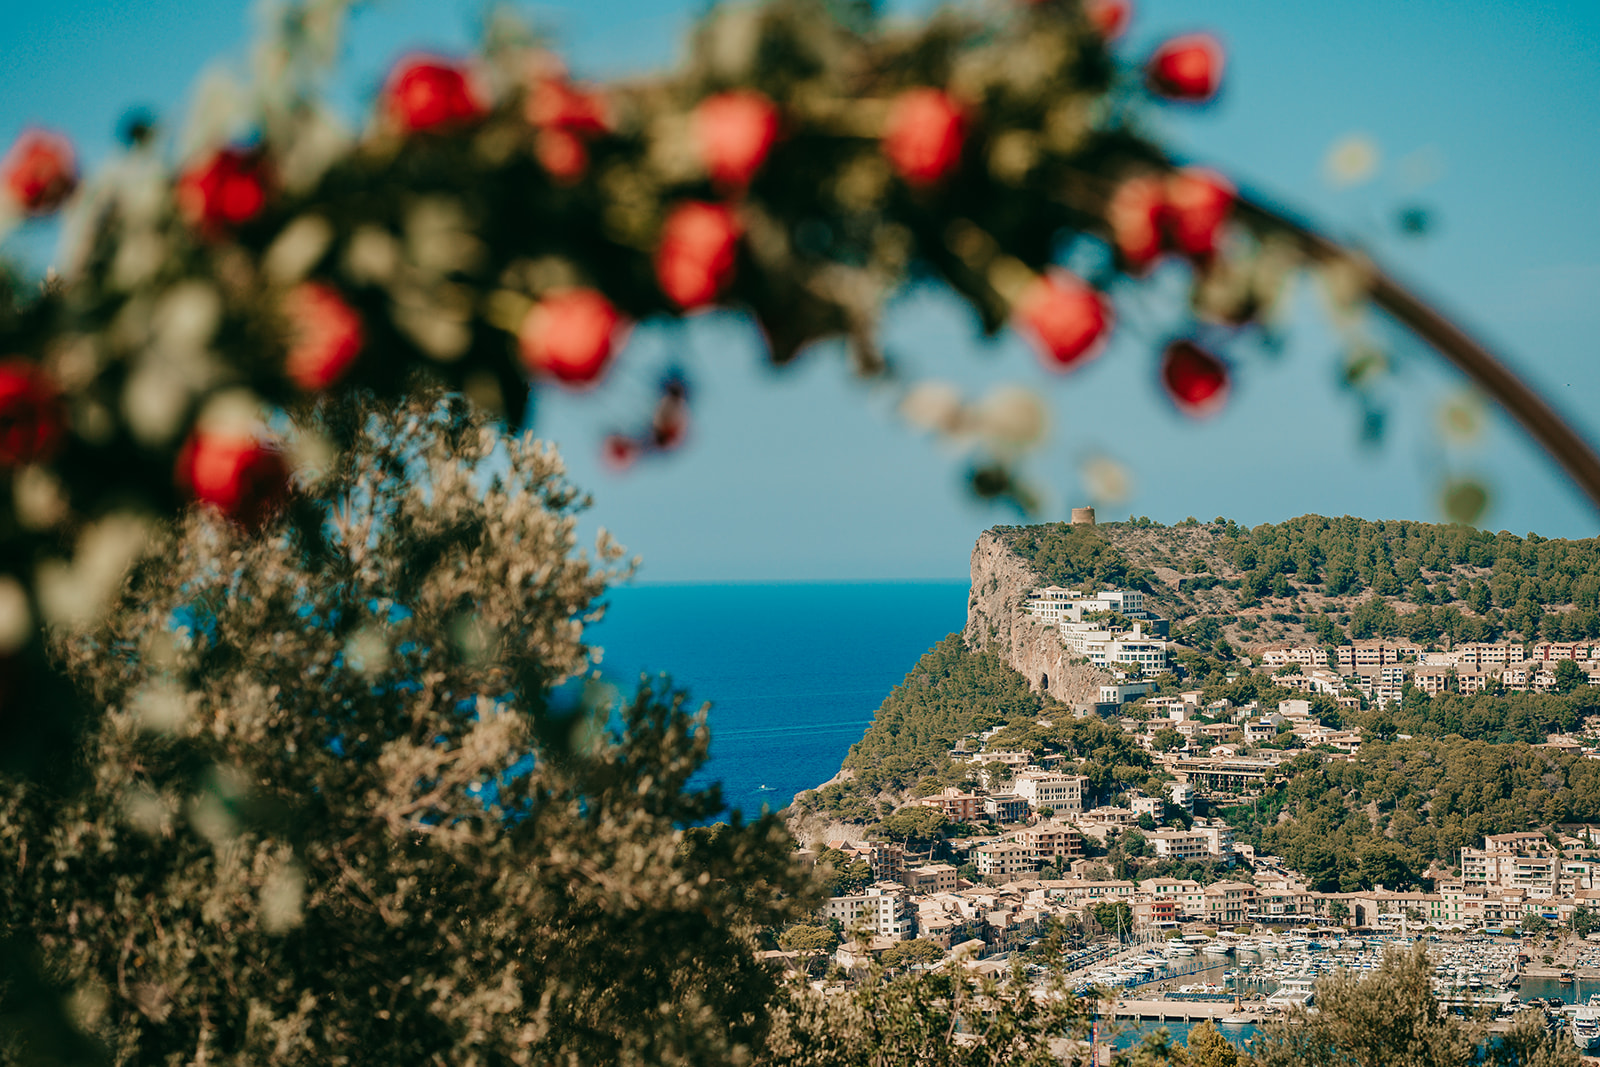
<box><xmin>998</xmin><ymin>515</ymin><xmax>1600</xmax><ymax>651</ymax></box>
<box><xmin>793</xmin><ymin>635</ymin><xmax>1049</xmax><ymax>822</ymax></box>
<box><xmin>1223</xmin><ymin>737</ymin><xmax>1600</xmax><ymax>892</ymax></box>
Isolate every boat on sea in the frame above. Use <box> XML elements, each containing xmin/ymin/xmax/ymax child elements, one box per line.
<box><xmin>1571</xmin><ymin>1012</ymin><xmax>1600</xmax><ymax>1053</ymax></box>
<box><xmin>1202</xmin><ymin>942</ymin><xmax>1234</xmax><ymax>956</ymax></box>
<box><xmin>1560</xmin><ymin>971</ymin><xmax>1577</xmax><ymax>984</ymax></box>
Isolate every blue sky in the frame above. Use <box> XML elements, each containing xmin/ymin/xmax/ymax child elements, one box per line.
<box><xmin>5</xmin><ymin>0</ymin><xmax>1599</xmax><ymax>580</ymax></box>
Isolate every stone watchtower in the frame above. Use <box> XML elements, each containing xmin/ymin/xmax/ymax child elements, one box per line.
<box><xmin>1070</xmin><ymin>506</ymin><xmax>1096</xmax><ymax>526</ymax></box>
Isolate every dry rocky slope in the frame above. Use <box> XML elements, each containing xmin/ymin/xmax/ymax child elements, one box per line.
<box><xmin>964</xmin><ymin>529</ymin><xmax>1111</xmax><ymax>704</ymax></box>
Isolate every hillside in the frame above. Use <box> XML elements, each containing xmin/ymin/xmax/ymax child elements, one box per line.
<box><xmin>995</xmin><ymin>515</ymin><xmax>1600</xmax><ymax>653</ymax></box>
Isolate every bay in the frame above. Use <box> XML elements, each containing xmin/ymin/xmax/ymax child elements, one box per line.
<box><xmin>587</xmin><ymin>581</ymin><xmax>970</xmax><ymax>820</ymax></box>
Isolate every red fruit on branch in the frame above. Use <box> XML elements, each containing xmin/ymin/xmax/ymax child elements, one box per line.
<box><xmin>1161</xmin><ymin>339</ymin><xmax>1230</xmax><ymax>416</ymax></box>
<box><xmin>655</xmin><ymin>201</ymin><xmax>741</xmax><ymax>309</ymax></box>
<box><xmin>1084</xmin><ymin>0</ymin><xmax>1132</xmax><ymax>40</ymax></box>
<box><xmin>384</xmin><ymin>56</ymin><xmax>487</xmax><ymax>133</ymax></box>
<box><xmin>1107</xmin><ymin>168</ymin><xmax>1234</xmax><ymax>269</ymax></box>
<box><xmin>693</xmin><ymin>91</ymin><xmax>779</xmax><ymax>189</ymax></box>
<box><xmin>1013</xmin><ymin>270</ymin><xmax>1113</xmax><ymax>371</ymax></box>
<box><xmin>0</xmin><ymin>359</ymin><xmax>66</xmax><ymax>467</ymax></box>
<box><xmin>601</xmin><ymin>433</ymin><xmax>642</xmax><ymax>472</ymax></box>
<box><xmin>176</xmin><ymin>148</ymin><xmax>271</xmax><ymax>235</ymax></box>
<box><xmin>527</xmin><ymin>73</ymin><xmax>609</xmax><ymax>183</ymax></box>
<box><xmin>882</xmin><ymin>88</ymin><xmax>966</xmax><ymax>187</ymax></box>
<box><xmin>175</xmin><ymin>430</ymin><xmax>291</xmax><ymax>528</ymax></box>
<box><xmin>536</xmin><ymin>128</ymin><xmax>590</xmax><ymax>183</ymax></box>
<box><xmin>2</xmin><ymin>128</ymin><xmax>77</xmax><ymax>216</ymax></box>
<box><xmin>1164</xmin><ymin>168</ymin><xmax>1234</xmax><ymax>260</ymax></box>
<box><xmin>526</xmin><ymin>76</ymin><xmax>609</xmax><ymax>137</ymax></box>
<box><xmin>1107</xmin><ymin>175</ymin><xmax>1166</xmax><ymax>270</ymax></box>
<box><xmin>284</xmin><ymin>283</ymin><xmax>365</xmax><ymax>391</ymax></box>
<box><xmin>1145</xmin><ymin>33</ymin><xmax>1225</xmax><ymax>102</ymax></box>
<box><xmin>517</xmin><ymin>289</ymin><xmax>628</xmax><ymax>386</ymax></box>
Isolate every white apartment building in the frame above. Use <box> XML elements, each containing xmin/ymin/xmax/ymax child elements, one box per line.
<box><xmin>1059</xmin><ymin>618</ymin><xmax>1168</xmax><ymax>676</ymax></box>
<box><xmin>823</xmin><ymin>885</ymin><xmax>916</xmax><ymax>939</ymax></box>
<box><xmin>1024</xmin><ymin>586</ymin><xmax>1147</xmax><ymax>625</ymax></box>
<box><xmin>1012</xmin><ymin>772</ymin><xmax>1087</xmax><ymax>815</ymax></box>
<box><xmin>1148</xmin><ymin>830</ymin><xmax>1210</xmax><ymax>860</ymax></box>
<box><xmin>1460</xmin><ymin>834</ymin><xmax>1558</xmax><ymax>897</ymax></box>
<box><xmin>974</xmin><ymin>841</ymin><xmax>1036</xmax><ymax>880</ymax></box>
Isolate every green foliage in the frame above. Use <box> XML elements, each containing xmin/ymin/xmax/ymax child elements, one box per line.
<box><xmin>1090</xmin><ymin>901</ymin><xmax>1133</xmax><ymax>939</ymax></box>
<box><xmin>876</xmin><ymin>806</ymin><xmax>949</xmax><ymax>844</ymax></box>
<box><xmin>1184</xmin><ymin>1020</ymin><xmax>1239</xmax><ymax>1067</ymax></box>
<box><xmin>778</xmin><ymin>926</ymin><xmax>839</xmax><ymax>954</ymax></box>
<box><xmin>1371</xmin><ymin>687</ymin><xmax>1595</xmax><ymax>744</ymax></box>
<box><xmin>759</xmin><ymin>958</ymin><xmax>1095</xmax><ymax>1067</ymax></box>
<box><xmin>0</xmin><ymin>397</ymin><xmax>815</xmax><ymax>1067</ymax></box>
<box><xmin>1227</xmin><ymin>735</ymin><xmax>1600</xmax><ymax>889</ymax></box>
<box><xmin>816</xmin><ymin>849</ymin><xmax>873</xmax><ymax>896</ymax></box>
<box><xmin>879</xmin><ymin>939</ymin><xmax>945</xmax><ymax>971</ymax></box>
<box><xmin>997</xmin><ymin>524</ymin><xmax>1149</xmax><ymax>591</ymax></box>
<box><xmin>1554</xmin><ymin>659</ymin><xmax>1587</xmax><ymax>694</ymax></box>
<box><xmin>841</xmin><ymin>636</ymin><xmax>1048</xmax><ymax>793</ymax></box>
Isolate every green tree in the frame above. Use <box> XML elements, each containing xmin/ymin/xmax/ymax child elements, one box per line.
<box><xmin>1091</xmin><ymin>901</ymin><xmax>1134</xmax><ymax>941</ymax></box>
<box><xmin>1523</xmin><ymin>912</ymin><xmax>1551</xmax><ymax>934</ymax></box>
<box><xmin>0</xmin><ymin>396</ymin><xmax>814</xmax><ymax>1067</ymax></box>
<box><xmin>1152</xmin><ymin>727</ymin><xmax>1186</xmax><ymax>752</ymax></box>
<box><xmin>877</xmin><ymin>806</ymin><xmax>949</xmax><ymax>844</ymax></box>
<box><xmin>880</xmin><ymin>939</ymin><xmax>945</xmax><ymax>972</ymax></box>
<box><xmin>1184</xmin><ymin>1020</ymin><xmax>1239</xmax><ymax>1067</ymax></box>
<box><xmin>1555</xmin><ymin>659</ymin><xmax>1586</xmax><ymax>695</ymax></box>
<box><xmin>778</xmin><ymin>925</ymin><xmax>839</xmax><ymax>954</ymax></box>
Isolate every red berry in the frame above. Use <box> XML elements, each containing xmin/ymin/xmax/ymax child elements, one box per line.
<box><xmin>384</xmin><ymin>56</ymin><xmax>487</xmax><ymax>133</ymax></box>
<box><xmin>693</xmin><ymin>91</ymin><xmax>779</xmax><ymax>189</ymax></box>
<box><xmin>1013</xmin><ymin>271</ymin><xmax>1113</xmax><ymax>371</ymax></box>
<box><xmin>655</xmin><ymin>201</ymin><xmax>741</xmax><ymax>310</ymax></box>
<box><xmin>882</xmin><ymin>88</ymin><xmax>966</xmax><ymax>187</ymax></box>
<box><xmin>1164</xmin><ymin>168</ymin><xmax>1234</xmax><ymax>260</ymax></box>
<box><xmin>536</xmin><ymin>128</ymin><xmax>590</xmax><ymax>183</ymax></box>
<box><xmin>525</xmin><ymin>76</ymin><xmax>609</xmax><ymax>137</ymax></box>
<box><xmin>176</xmin><ymin>148</ymin><xmax>271</xmax><ymax>236</ymax></box>
<box><xmin>176</xmin><ymin>431</ymin><xmax>291</xmax><ymax>528</ymax></box>
<box><xmin>1161</xmin><ymin>339</ymin><xmax>1230</xmax><ymax>416</ymax></box>
<box><xmin>283</xmin><ymin>283</ymin><xmax>364</xmax><ymax>391</ymax></box>
<box><xmin>1146</xmin><ymin>33</ymin><xmax>1225</xmax><ymax>103</ymax></box>
<box><xmin>1107</xmin><ymin>175</ymin><xmax>1166</xmax><ymax>270</ymax></box>
<box><xmin>0</xmin><ymin>359</ymin><xmax>65</xmax><ymax>467</ymax></box>
<box><xmin>517</xmin><ymin>289</ymin><xmax>628</xmax><ymax>386</ymax></box>
<box><xmin>601</xmin><ymin>433</ymin><xmax>642</xmax><ymax>471</ymax></box>
<box><xmin>1084</xmin><ymin>0</ymin><xmax>1132</xmax><ymax>40</ymax></box>
<box><xmin>2</xmin><ymin>128</ymin><xmax>77</xmax><ymax>216</ymax></box>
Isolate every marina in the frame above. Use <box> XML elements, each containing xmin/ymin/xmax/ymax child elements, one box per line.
<box><xmin>1062</xmin><ymin>930</ymin><xmax>1600</xmax><ymax>1050</ymax></box>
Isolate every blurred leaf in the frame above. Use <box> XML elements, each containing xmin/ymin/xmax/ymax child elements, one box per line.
<box><xmin>1397</xmin><ymin>206</ymin><xmax>1433</xmax><ymax>236</ymax></box>
<box><xmin>1442</xmin><ymin>478</ymin><xmax>1490</xmax><ymax>525</ymax></box>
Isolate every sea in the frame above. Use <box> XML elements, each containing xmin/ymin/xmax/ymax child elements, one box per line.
<box><xmin>586</xmin><ymin>581</ymin><xmax>971</xmax><ymax>819</ymax></box>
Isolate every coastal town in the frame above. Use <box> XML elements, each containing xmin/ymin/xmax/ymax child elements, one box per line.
<box><xmin>790</xmin><ymin>580</ymin><xmax>1600</xmax><ymax>1049</ymax></box>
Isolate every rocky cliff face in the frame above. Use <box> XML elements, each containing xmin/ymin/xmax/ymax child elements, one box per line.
<box><xmin>964</xmin><ymin>529</ymin><xmax>1110</xmax><ymax>705</ymax></box>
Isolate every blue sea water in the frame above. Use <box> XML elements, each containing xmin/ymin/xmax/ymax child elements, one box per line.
<box><xmin>586</xmin><ymin>581</ymin><xmax>970</xmax><ymax>819</ymax></box>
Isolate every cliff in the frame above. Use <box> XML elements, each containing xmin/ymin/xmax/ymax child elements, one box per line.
<box><xmin>964</xmin><ymin>529</ymin><xmax>1111</xmax><ymax>705</ymax></box>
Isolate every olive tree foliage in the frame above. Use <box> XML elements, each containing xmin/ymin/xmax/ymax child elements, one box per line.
<box><xmin>0</xmin><ymin>394</ymin><xmax>815</xmax><ymax>1066</ymax></box>
<box><xmin>759</xmin><ymin>957</ymin><xmax>1096</xmax><ymax>1067</ymax></box>
<box><xmin>1251</xmin><ymin>943</ymin><xmax>1577</xmax><ymax>1067</ymax></box>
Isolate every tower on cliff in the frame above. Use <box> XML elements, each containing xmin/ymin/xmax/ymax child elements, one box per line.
<box><xmin>1070</xmin><ymin>506</ymin><xmax>1096</xmax><ymax>526</ymax></box>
